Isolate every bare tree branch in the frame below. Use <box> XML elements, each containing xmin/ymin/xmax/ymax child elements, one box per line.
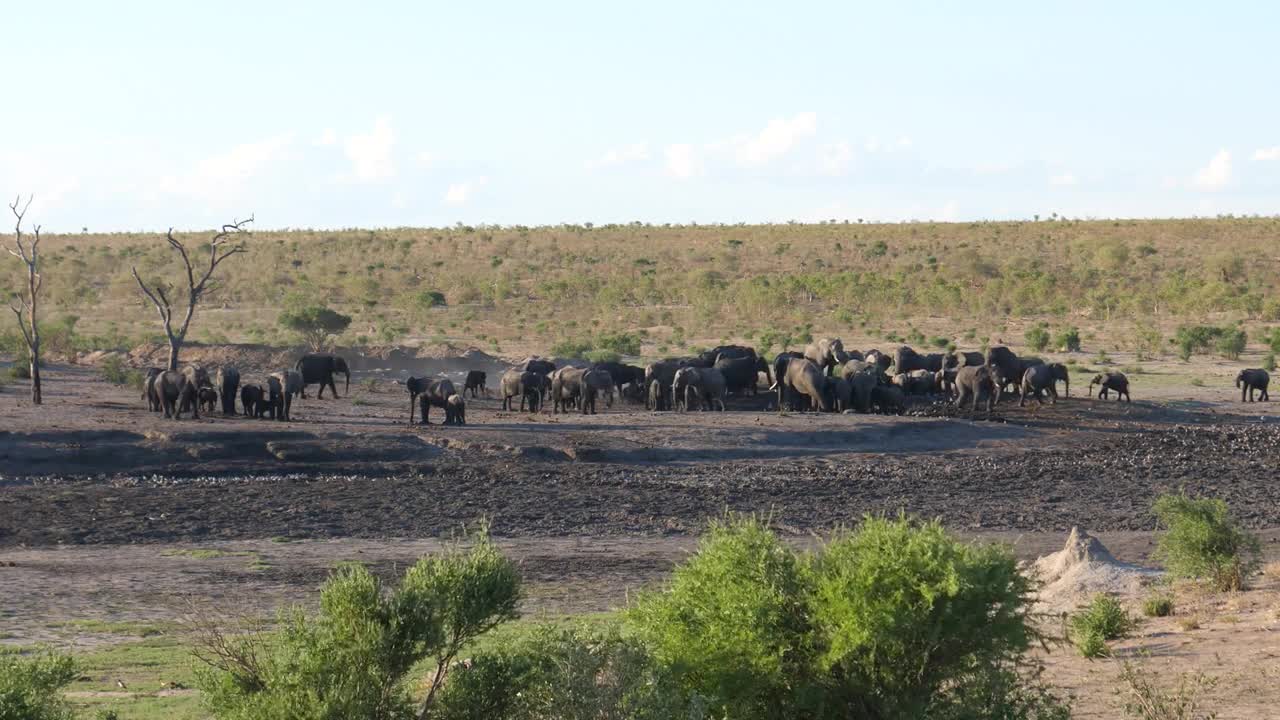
<box><xmin>7</xmin><ymin>194</ymin><xmax>42</xmax><ymax>403</ymax></box>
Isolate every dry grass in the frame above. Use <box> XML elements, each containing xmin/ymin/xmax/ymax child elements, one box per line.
<box><xmin>5</xmin><ymin>217</ymin><xmax>1280</xmax><ymax>359</ymax></box>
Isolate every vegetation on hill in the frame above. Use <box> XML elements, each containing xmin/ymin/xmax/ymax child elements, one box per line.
<box><xmin>5</xmin><ymin>217</ymin><xmax>1280</xmax><ymax>357</ymax></box>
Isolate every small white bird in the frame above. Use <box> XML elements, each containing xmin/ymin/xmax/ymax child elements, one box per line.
<box><xmin>116</xmin><ymin>679</ymin><xmax>128</xmax><ymax>690</ymax></box>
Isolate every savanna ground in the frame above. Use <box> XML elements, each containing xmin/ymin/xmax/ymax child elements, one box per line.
<box><xmin>4</xmin><ymin>218</ymin><xmax>1280</xmax><ymax>718</ymax></box>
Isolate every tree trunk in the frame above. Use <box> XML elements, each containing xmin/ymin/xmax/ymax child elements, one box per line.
<box><xmin>29</xmin><ymin>351</ymin><xmax>41</xmax><ymax>405</ymax></box>
<box><xmin>168</xmin><ymin>336</ymin><xmax>181</xmax><ymax>371</ymax></box>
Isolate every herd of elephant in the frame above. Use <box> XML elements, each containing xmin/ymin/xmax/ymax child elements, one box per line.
<box><xmin>495</xmin><ymin>340</ymin><xmax>1139</xmax><ymax>418</ymax></box>
<box><xmin>140</xmin><ymin>354</ymin><xmax>351</xmax><ymax>421</ymax></box>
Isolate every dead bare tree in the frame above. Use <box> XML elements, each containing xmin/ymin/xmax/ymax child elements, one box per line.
<box><xmin>132</xmin><ymin>217</ymin><xmax>252</xmax><ymax>370</ymax></box>
<box><xmin>6</xmin><ymin>195</ymin><xmax>43</xmax><ymax>405</ymax></box>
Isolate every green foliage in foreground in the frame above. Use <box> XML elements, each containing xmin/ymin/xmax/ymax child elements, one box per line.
<box><xmin>625</xmin><ymin>515</ymin><xmax>1069</xmax><ymax>720</ymax></box>
<box><xmin>1153</xmin><ymin>493</ymin><xmax>1261</xmax><ymax>591</ymax></box>
<box><xmin>197</xmin><ymin>530</ymin><xmax>520</xmax><ymax>720</ymax></box>
<box><xmin>0</xmin><ymin>647</ymin><xmax>78</xmax><ymax>720</ymax></box>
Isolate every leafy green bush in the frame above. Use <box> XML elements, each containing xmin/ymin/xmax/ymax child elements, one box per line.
<box><xmin>0</xmin><ymin>647</ymin><xmax>78</xmax><ymax>720</ymax></box>
<box><xmin>1069</xmin><ymin>593</ymin><xmax>1134</xmax><ymax>657</ymax></box>
<box><xmin>197</xmin><ymin>529</ymin><xmax>520</xmax><ymax>720</ymax></box>
<box><xmin>583</xmin><ymin>349</ymin><xmax>621</xmax><ymax>364</ymax></box>
<box><xmin>1216</xmin><ymin>326</ymin><xmax>1246</xmax><ymax>360</ymax></box>
<box><xmin>1142</xmin><ymin>594</ymin><xmax>1174</xmax><ymax>618</ymax></box>
<box><xmin>929</xmin><ymin>335</ymin><xmax>951</xmax><ymax>349</ymax></box>
<box><xmin>594</xmin><ymin>332</ymin><xmax>642</xmax><ymax>356</ymax></box>
<box><xmin>278</xmin><ymin>305</ymin><xmax>353</xmax><ymax>351</ymax></box>
<box><xmin>626</xmin><ymin>515</ymin><xmax>1067</xmax><ymax>720</ymax></box>
<box><xmin>1133</xmin><ymin>324</ymin><xmax>1162</xmax><ymax>360</ymax></box>
<box><xmin>1024</xmin><ymin>324</ymin><xmax>1050</xmax><ymax>352</ymax></box>
<box><xmin>1174</xmin><ymin>325</ymin><xmax>1224</xmax><ymax>362</ymax></box>
<box><xmin>1267</xmin><ymin>327</ymin><xmax>1280</xmax><ymax>354</ymax></box>
<box><xmin>1152</xmin><ymin>493</ymin><xmax>1261</xmax><ymax>591</ymax></box>
<box><xmin>549</xmin><ymin>338</ymin><xmax>593</xmax><ymax>359</ymax></box>
<box><xmin>757</xmin><ymin>329</ymin><xmax>795</xmax><ymax>354</ymax></box>
<box><xmin>99</xmin><ymin>356</ymin><xmax>144</xmax><ymax>389</ymax></box>
<box><xmin>1264</xmin><ymin>352</ymin><xmax>1277</xmax><ymax>372</ymax></box>
<box><xmin>1054</xmin><ymin>326</ymin><xmax>1082</xmax><ymax>352</ymax></box>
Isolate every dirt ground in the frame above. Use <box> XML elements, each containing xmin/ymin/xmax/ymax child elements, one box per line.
<box><xmin>3</xmin><ymin>350</ymin><xmax>1280</xmax><ymax>717</ymax></box>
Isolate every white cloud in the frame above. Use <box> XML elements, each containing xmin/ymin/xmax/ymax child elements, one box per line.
<box><xmin>586</xmin><ymin>143</ymin><xmax>650</xmax><ymax>170</ymax></box>
<box><xmin>1254</xmin><ymin>146</ymin><xmax>1280</xmax><ymax>161</ymax></box>
<box><xmin>444</xmin><ymin>177</ymin><xmax>487</xmax><ymax>205</ymax></box>
<box><xmin>1192</xmin><ymin>149</ymin><xmax>1231</xmax><ymax>190</ymax></box>
<box><xmin>417</xmin><ymin>151</ymin><xmax>436</xmax><ymax>168</ymax></box>
<box><xmin>315</xmin><ymin>128</ymin><xmax>337</xmax><ymax>146</ymax></box>
<box><xmin>938</xmin><ymin>199</ymin><xmax>959</xmax><ymax>221</ymax></box>
<box><xmin>733</xmin><ymin>112</ymin><xmax>817</xmax><ymax>167</ymax></box>
<box><xmin>344</xmin><ymin>116</ymin><xmax>396</xmax><ymax>182</ymax></box>
<box><xmin>818</xmin><ymin>140</ymin><xmax>853</xmax><ymax>175</ymax></box>
<box><xmin>159</xmin><ymin>132</ymin><xmax>295</xmax><ymax>199</ymax></box>
<box><xmin>1049</xmin><ymin>173</ymin><xmax>1078</xmax><ymax>186</ymax></box>
<box><xmin>664</xmin><ymin>144</ymin><xmax>702</xmax><ymax>179</ymax></box>
<box><xmin>391</xmin><ymin>191</ymin><xmax>407</xmax><ymax>208</ymax></box>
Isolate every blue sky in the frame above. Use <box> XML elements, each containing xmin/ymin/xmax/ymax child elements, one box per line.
<box><xmin>2</xmin><ymin>1</ymin><xmax>1277</xmax><ymax>231</ymax></box>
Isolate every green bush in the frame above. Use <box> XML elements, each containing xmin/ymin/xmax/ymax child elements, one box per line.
<box><xmin>594</xmin><ymin>332</ymin><xmax>642</xmax><ymax>356</ymax></box>
<box><xmin>100</xmin><ymin>356</ymin><xmax>144</xmax><ymax>389</ymax></box>
<box><xmin>197</xmin><ymin>529</ymin><xmax>520</xmax><ymax>720</ymax></box>
<box><xmin>549</xmin><ymin>338</ymin><xmax>593</xmax><ymax>359</ymax></box>
<box><xmin>929</xmin><ymin>336</ymin><xmax>951</xmax><ymax>349</ymax></box>
<box><xmin>1133</xmin><ymin>324</ymin><xmax>1162</xmax><ymax>360</ymax></box>
<box><xmin>1024</xmin><ymin>324</ymin><xmax>1050</xmax><ymax>352</ymax></box>
<box><xmin>415</xmin><ymin>290</ymin><xmax>447</xmax><ymax>308</ymax></box>
<box><xmin>583</xmin><ymin>349</ymin><xmax>621</xmax><ymax>364</ymax></box>
<box><xmin>1264</xmin><ymin>352</ymin><xmax>1277</xmax><ymax>372</ymax></box>
<box><xmin>1069</xmin><ymin>593</ymin><xmax>1134</xmax><ymax>658</ymax></box>
<box><xmin>1216</xmin><ymin>327</ymin><xmax>1247</xmax><ymax>360</ymax></box>
<box><xmin>1152</xmin><ymin>493</ymin><xmax>1261</xmax><ymax>591</ymax></box>
<box><xmin>626</xmin><ymin>515</ymin><xmax>1067</xmax><ymax>720</ymax></box>
<box><xmin>1142</xmin><ymin>594</ymin><xmax>1174</xmax><ymax>618</ymax></box>
<box><xmin>0</xmin><ymin>647</ymin><xmax>78</xmax><ymax>720</ymax></box>
<box><xmin>7</xmin><ymin>363</ymin><xmax>30</xmax><ymax>380</ymax></box>
<box><xmin>757</xmin><ymin>329</ymin><xmax>795</xmax><ymax>354</ymax></box>
<box><xmin>1267</xmin><ymin>327</ymin><xmax>1280</xmax><ymax>354</ymax></box>
<box><xmin>278</xmin><ymin>305</ymin><xmax>353</xmax><ymax>351</ymax></box>
<box><xmin>1054</xmin><ymin>326</ymin><xmax>1082</xmax><ymax>352</ymax></box>
<box><xmin>1174</xmin><ymin>325</ymin><xmax>1224</xmax><ymax>362</ymax></box>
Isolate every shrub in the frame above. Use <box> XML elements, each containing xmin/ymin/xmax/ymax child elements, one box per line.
<box><xmin>1174</xmin><ymin>325</ymin><xmax>1223</xmax><ymax>362</ymax></box>
<box><xmin>1267</xmin><ymin>327</ymin><xmax>1280</xmax><ymax>354</ymax></box>
<box><xmin>549</xmin><ymin>338</ymin><xmax>593</xmax><ymax>359</ymax></box>
<box><xmin>583</xmin><ymin>349</ymin><xmax>621</xmax><ymax>364</ymax></box>
<box><xmin>1134</xmin><ymin>324</ymin><xmax>1162</xmax><ymax>360</ymax></box>
<box><xmin>594</xmin><ymin>332</ymin><xmax>642</xmax><ymax>356</ymax></box>
<box><xmin>1152</xmin><ymin>493</ymin><xmax>1261</xmax><ymax>591</ymax></box>
<box><xmin>1069</xmin><ymin>593</ymin><xmax>1134</xmax><ymax>657</ymax></box>
<box><xmin>1215</xmin><ymin>327</ymin><xmax>1246</xmax><ymax>360</ymax></box>
<box><xmin>1264</xmin><ymin>353</ymin><xmax>1277</xmax><ymax>372</ymax></box>
<box><xmin>100</xmin><ymin>356</ymin><xmax>144</xmax><ymax>389</ymax></box>
<box><xmin>197</xmin><ymin>528</ymin><xmax>520</xmax><ymax>720</ymax></box>
<box><xmin>7</xmin><ymin>364</ymin><xmax>31</xmax><ymax>380</ymax></box>
<box><xmin>1054</xmin><ymin>326</ymin><xmax>1082</xmax><ymax>352</ymax></box>
<box><xmin>278</xmin><ymin>305</ymin><xmax>353</xmax><ymax>351</ymax></box>
<box><xmin>1142</xmin><ymin>594</ymin><xmax>1174</xmax><ymax>618</ymax></box>
<box><xmin>1116</xmin><ymin>661</ymin><xmax>1217</xmax><ymax>720</ymax></box>
<box><xmin>929</xmin><ymin>336</ymin><xmax>951</xmax><ymax>349</ymax></box>
<box><xmin>0</xmin><ymin>647</ymin><xmax>78</xmax><ymax>720</ymax></box>
<box><xmin>1024</xmin><ymin>324</ymin><xmax>1051</xmax><ymax>352</ymax></box>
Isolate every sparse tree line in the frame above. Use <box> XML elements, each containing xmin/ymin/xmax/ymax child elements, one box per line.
<box><xmin>3</xmin><ymin>492</ymin><xmax>1262</xmax><ymax>720</ymax></box>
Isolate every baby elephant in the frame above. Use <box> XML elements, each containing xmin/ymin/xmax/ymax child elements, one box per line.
<box><xmin>240</xmin><ymin>384</ymin><xmax>268</xmax><ymax>418</ymax></box>
<box><xmin>198</xmin><ymin>387</ymin><xmax>219</xmax><ymax>413</ymax></box>
<box><xmin>1236</xmin><ymin>368</ymin><xmax>1270</xmax><ymax>402</ymax></box>
<box><xmin>464</xmin><ymin>370</ymin><xmax>487</xmax><ymax>398</ymax></box>
<box><xmin>1089</xmin><ymin>372</ymin><xmax>1130</xmax><ymax>402</ymax></box>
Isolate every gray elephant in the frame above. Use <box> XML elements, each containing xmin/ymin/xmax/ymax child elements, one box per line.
<box><xmin>1019</xmin><ymin>364</ymin><xmax>1059</xmax><ymax>407</ymax></box>
<box><xmin>691</xmin><ymin>367</ymin><xmax>727</xmax><ymax>411</ymax></box>
<box><xmin>592</xmin><ymin>361</ymin><xmax>646</xmax><ymax>400</ymax></box>
<box><xmin>984</xmin><ymin>346</ymin><xmax>1022</xmax><ymax>394</ymax></box>
<box><xmin>198</xmin><ymin>387</ymin><xmax>219</xmax><ymax>413</ymax></box>
<box><xmin>769</xmin><ymin>352</ymin><xmax>805</xmax><ymax>391</ymax></box>
<box><xmin>840</xmin><ymin>359</ymin><xmax>874</xmax><ymax>381</ymax></box>
<box><xmin>778</xmin><ymin>358</ymin><xmax>828</xmax><ymax>411</ymax></box>
<box><xmin>954</xmin><ymin>365</ymin><xmax>1000</xmax><ymax>412</ymax></box>
<box><xmin>268</xmin><ymin>369</ymin><xmax>303</xmax><ymax>421</ymax></box>
<box><xmin>551</xmin><ymin>367</ymin><xmax>598</xmax><ymax>415</ymax></box>
<box><xmin>848</xmin><ymin>371</ymin><xmax>877</xmax><ymax>413</ymax></box>
<box><xmin>671</xmin><ymin>367</ymin><xmax>704</xmax><ymax>412</ymax></box>
<box><xmin>500</xmin><ymin>369</ymin><xmax>542</xmax><ymax>412</ymax></box>
<box><xmin>157</xmin><ymin>370</ymin><xmax>198</xmax><ymax>419</ymax></box>
<box><xmin>935</xmin><ymin>368</ymin><xmax>958</xmax><ymax>398</ymax></box>
<box><xmin>945</xmin><ymin>351</ymin><xmax>985</xmax><ymax>370</ymax></box>
<box><xmin>696</xmin><ymin>344</ymin><xmax>757</xmax><ymax>367</ymax></box>
<box><xmin>826</xmin><ymin>376</ymin><xmax>853</xmax><ymax>412</ymax></box>
<box><xmin>894</xmin><ymin>346</ymin><xmax>945</xmax><ymax>374</ymax></box>
<box><xmin>181</xmin><ymin>364</ymin><xmax>213</xmax><ymax>393</ymax></box>
<box><xmin>1045</xmin><ymin>362</ymin><xmax>1070</xmax><ymax>397</ymax></box>
<box><xmin>647</xmin><ymin>379</ymin><xmax>663</xmax><ymax>411</ymax></box>
<box><xmin>893</xmin><ymin>370</ymin><xmax>936</xmax><ymax>396</ymax></box>
<box><xmin>143</xmin><ymin>367</ymin><xmax>163</xmax><ymax>412</ymax></box>
<box><xmin>408</xmin><ymin>376</ymin><xmax>462</xmax><ymax>424</ymax></box>
<box><xmin>295</xmin><ymin>353</ymin><xmax>350</xmax><ymax>399</ymax></box>
<box><xmin>240</xmin><ymin>383</ymin><xmax>268</xmax><ymax>418</ymax></box>
<box><xmin>871</xmin><ymin>385</ymin><xmax>905</xmax><ymax>414</ymax></box>
<box><xmin>517</xmin><ymin>356</ymin><xmax>557</xmax><ymax>376</ymax></box>
<box><xmin>804</xmin><ymin>338</ymin><xmax>848</xmax><ymax>376</ymax></box>
<box><xmin>863</xmin><ymin>349</ymin><xmax>893</xmax><ymax>374</ymax></box>
<box><xmin>644</xmin><ymin>358</ymin><xmax>695</xmax><ymax>410</ymax></box>
<box><xmin>1236</xmin><ymin>369</ymin><xmax>1270</xmax><ymax>402</ymax></box>
<box><xmin>583</xmin><ymin>368</ymin><xmax>614</xmax><ymax>412</ymax></box>
<box><xmin>216</xmin><ymin>367</ymin><xmax>240</xmax><ymax>415</ymax></box>
<box><xmin>1089</xmin><ymin>372</ymin><xmax>1130</xmax><ymax>402</ymax></box>
<box><xmin>715</xmin><ymin>354</ymin><xmax>770</xmax><ymax>395</ymax></box>
<box><xmin>464</xmin><ymin>370</ymin><xmax>487</xmax><ymax>399</ymax></box>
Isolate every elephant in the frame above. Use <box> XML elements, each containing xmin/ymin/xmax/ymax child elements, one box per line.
<box><xmin>893</xmin><ymin>371</ymin><xmax>936</xmax><ymax>396</ymax></box>
<box><xmin>840</xmin><ymin>360</ymin><xmax>874</xmax><ymax>380</ymax></box>
<box><xmin>240</xmin><ymin>383</ymin><xmax>268</xmax><ymax>418</ymax></box>
<box><xmin>157</xmin><ymin>370</ymin><xmax>198</xmax><ymax>419</ymax></box>
<box><xmin>198</xmin><ymin>387</ymin><xmax>219</xmax><ymax>413</ymax></box>
<box><xmin>644</xmin><ymin>358</ymin><xmax>695</xmax><ymax>410</ymax></box>
<box><xmin>777</xmin><ymin>358</ymin><xmax>828</xmax><ymax>412</ymax></box>
<box><xmin>945</xmin><ymin>351</ymin><xmax>986</xmax><ymax>370</ymax></box>
<box><xmin>584</xmin><ymin>368</ymin><xmax>614</xmax><ymax>410</ymax></box>
<box><xmin>696</xmin><ymin>344</ymin><xmax>757</xmax><ymax>367</ymax></box>
<box><xmin>592</xmin><ymin>361</ymin><xmax>646</xmax><ymax>401</ymax></box>
<box><xmin>517</xmin><ymin>357</ymin><xmax>557</xmax><ymax>376</ymax></box>
<box><xmin>464</xmin><ymin>370</ymin><xmax>487</xmax><ymax>398</ymax></box>
<box><xmin>935</xmin><ymin>368</ymin><xmax>958</xmax><ymax>398</ymax></box>
<box><xmin>871</xmin><ymin>385</ymin><xmax>905</xmax><ymax>415</ymax></box>
<box><xmin>769</xmin><ymin>352</ymin><xmax>805</xmax><ymax>391</ymax></box>
<box><xmin>863</xmin><ymin>349</ymin><xmax>893</xmax><ymax>374</ymax></box>
<box><xmin>893</xmin><ymin>346</ymin><xmax>945</xmax><ymax>374</ymax></box>
<box><xmin>294</xmin><ymin>353</ymin><xmax>350</xmax><ymax>399</ymax></box>
<box><xmin>954</xmin><ymin>365</ymin><xmax>1000</xmax><ymax>412</ymax></box>
<box><xmin>671</xmin><ymin>367</ymin><xmax>704</xmax><ymax>412</ymax></box>
<box><xmin>804</xmin><ymin>338</ymin><xmax>848</xmax><ymax>376</ymax></box>
<box><xmin>689</xmin><ymin>367</ymin><xmax>727</xmax><ymax>411</ymax></box>
<box><xmin>848</xmin><ymin>371</ymin><xmax>877</xmax><ymax>413</ymax></box>
<box><xmin>442</xmin><ymin>394</ymin><xmax>466</xmax><ymax>425</ymax></box>
<box><xmin>216</xmin><ymin>367</ymin><xmax>240</xmax><ymax>415</ymax></box>
<box><xmin>551</xmin><ymin>367</ymin><xmax>600</xmax><ymax>415</ymax></box>
<box><xmin>1089</xmin><ymin>372</ymin><xmax>1131</xmax><ymax>402</ymax></box>
<box><xmin>408</xmin><ymin>376</ymin><xmax>462</xmax><ymax>424</ymax></box>
<box><xmin>647</xmin><ymin>379</ymin><xmax>663</xmax><ymax>411</ymax></box>
<box><xmin>985</xmin><ymin>346</ymin><xmax>1021</xmax><ymax>393</ymax></box>
<box><xmin>181</xmin><ymin>364</ymin><xmax>213</xmax><ymax>393</ymax></box>
<box><xmin>1236</xmin><ymin>369</ymin><xmax>1270</xmax><ymax>402</ymax></box>
<box><xmin>1019</xmin><ymin>364</ymin><xmax>1059</xmax><ymax>407</ymax></box>
<box><xmin>715</xmin><ymin>354</ymin><xmax>770</xmax><ymax>395</ymax></box>
<box><xmin>1046</xmin><ymin>362</ymin><xmax>1070</xmax><ymax>397</ymax></box>
<box><xmin>143</xmin><ymin>367</ymin><xmax>163</xmax><ymax>412</ymax></box>
<box><xmin>826</xmin><ymin>376</ymin><xmax>853</xmax><ymax>412</ymax></box>
<box><xmin>500</xmin><ymin>369</ymin><xmax>542</xmax><ymax>412</ymax></box>
<box><xmin>843</xmin><ymin>349</ymin><xmax>865</xmax><ymax>362</ymax></box>
<box><xmin>268</xmin><ymin>369</ymin><xmax>303</xmax><ymax>421</ymax></box>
